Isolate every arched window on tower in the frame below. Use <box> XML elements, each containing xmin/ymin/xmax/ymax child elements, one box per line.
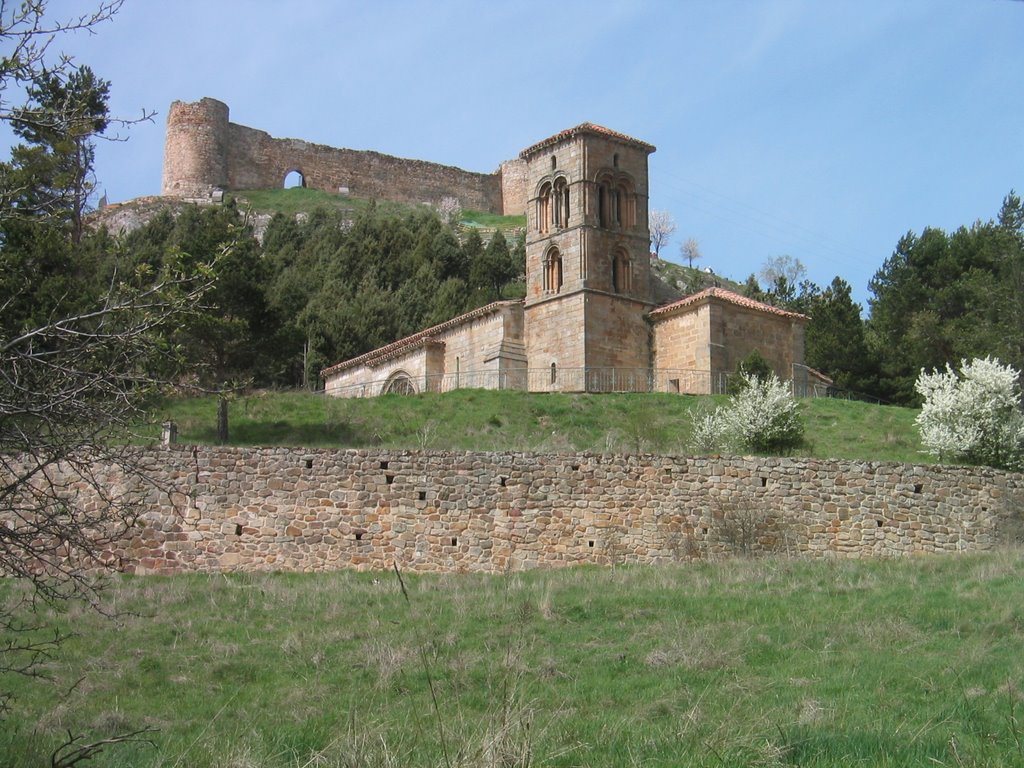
<box><xmin>596</xmin><ymin>174</ymin><xmax>635</xmax><ymax>230</ymax></box>
<box><xmin>612</xmin><ymin>249</ymin><xmax>632</xmax><ymax>294</ymax></box>
<box><xmin>552</xmin><ymin>177</ymin><xmax>569</xmax><ymax>228</ymax></box>
<box><xmin>609</xmin><ymin>186</ymin><xmax>621</xmax><ymax>227</ymax></box>
<box><xmin>537</xmin><ymin>182</ymin><xmax>552</xmax><ymax>234</ymax></box>
<box><xmin>598</xmin><ymin>181</ymin><xmax>609</xmax><ymax>227</ymax></box>
<box><xmin>543</xmin><ymin>246</ymin><xmax>563</xmax><ymax>294</ymax></box>
<box><xmin>617</xmin><ymin>182</ymin><xmax>635</xmax><ymax>228</ymax></box>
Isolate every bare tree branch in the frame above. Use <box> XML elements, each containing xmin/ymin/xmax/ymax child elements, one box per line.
<box><xmin>51</xmin><ymin>726</ymin><xmax>158</xmax><ymax>768</ymax></box>
<box><xmin>648</xmin><ymin>209</ymin><xmax>676</xmax><ymax>258</ymax></box>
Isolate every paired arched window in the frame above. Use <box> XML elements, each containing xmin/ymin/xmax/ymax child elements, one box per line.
<box><xmin>596</xmin><ymin>175</ymin><xmax>636</xmax><ymax>229</ymax></box>
<box><xmin>537</xmin><ymin>177</ymin><xmax>570</xmax><ymax>233</ymax></box>
<box><xmin>543</xmin><ymin>246</ymin><xmax>564</xmax><ymax>293</ymax></box>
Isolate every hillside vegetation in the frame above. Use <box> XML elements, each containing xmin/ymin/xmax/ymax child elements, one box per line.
<box><xmin>3</xmin><ymin>554</ymin><xmax>1022</xmax><ymax>767</ymax></box>
<box><xmin>229</xmin><ymin>187</ymin><xmax>527</xmax><ymax>232</ymax></box>
<box><xmin>148</xmin><ymin>389</ymin><xmax>925</xmax><ymax>463</ymax></box>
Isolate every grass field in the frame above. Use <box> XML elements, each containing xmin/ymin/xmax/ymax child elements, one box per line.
<box><xmin>2</xmin><ymin>554</ymin><xmax>1023</xmax><ymax>767</ymax></box>
<box><xmin>142</xmin><ymin>389</ymin><xmax>925</xmax><ymax>464</ymax></box>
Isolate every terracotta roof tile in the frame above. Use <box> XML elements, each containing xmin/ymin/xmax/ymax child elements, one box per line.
<box><xmin>320</xmin><ymin>300</ymin><xmax>522</xmax><ymax>377</ymax></box>
<box><xmin>648</xmin><ymin>287</ymin><xmax>808</xmax><ymax>321</ymax></box>
<box><xmin>519</xmin><ymin>123</ymin><xmax>656</xmax><ymax>158</ymax></box>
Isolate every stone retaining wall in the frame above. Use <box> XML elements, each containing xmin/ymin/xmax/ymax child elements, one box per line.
<box><xmin>98</xmin><ymin>447</ymin><xmax>1023</xmax><ymax>574</ymax></box>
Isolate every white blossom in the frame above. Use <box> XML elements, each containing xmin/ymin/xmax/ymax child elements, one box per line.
<box><xmin>915</xmin><ymin>356</ymin><xmax>1024</xmax><ymax>469</ymax></box>
<box><xmin>690</xmin><ymin>373</ymin><xmax>803</xmax><ymax>453</ymax></box>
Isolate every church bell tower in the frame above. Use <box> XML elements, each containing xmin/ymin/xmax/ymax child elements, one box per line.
<box><xmin>520</xmin><ymin>124</ymin><xmax>656</xmax><ymax>391</ymax></box>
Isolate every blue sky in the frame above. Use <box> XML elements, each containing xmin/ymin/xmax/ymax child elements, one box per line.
<box><xmin>18</xmin><ymin>0</ymin><xmax>1024</xmax><ymax>307</ymax></box>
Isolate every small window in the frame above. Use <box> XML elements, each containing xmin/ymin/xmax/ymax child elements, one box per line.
<box><xmin>552</xmin><ymin>178</ymin><xmax>569</xmax><ymax>228</ymax></box>
<box><xmin>544</xmin><ymin>247</ymin><xmax>563</xmax><ymax>293</ymax></box>
<box><xmin>613</xmin><ymin>153</ymin><xmax>619</xmax><ymax>168</ymax></box>
<box><xmin>612</xmin><ymin>250</ymin><xmax>631</xmax><ymax>293</ymax></box>
<box><xmin>537</xmin><ymin>182</ymin><xmax>552</xmax><ymax>234</ymax></box>
<box><xmin>551</xmin><ymin>155</ymin><xmax>556</xmax><ymax>170</ymax></box>
<box><xmin>550</xmin><ymin>362</ymin><xmax>557</xmax><ymax>384</ymax></box>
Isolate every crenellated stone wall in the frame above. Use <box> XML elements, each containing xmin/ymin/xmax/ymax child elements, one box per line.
<box><xmin>81</xmin><ymin>447</ymin><xmax>1024</xmax><ymax>575</ymax></box>
<box><xmin>161</xmin><ymin>98</ymin><xmax>527</xmax><ymax>215</ymax></box>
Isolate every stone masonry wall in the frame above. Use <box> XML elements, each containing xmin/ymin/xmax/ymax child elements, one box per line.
<box><xmin>95</xmin><ymin>447</ymin><xmax>1022</xmax><ymax>575</ymax></box>
<box><xmin>162</xmin><ymin>98</ymin><xmax>525</xmax><ymax>215</ymax></box>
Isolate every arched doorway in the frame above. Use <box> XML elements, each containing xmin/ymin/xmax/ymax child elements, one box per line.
<box><xmin>382</xmin><ymin>370</ymin><xmax>417</xmax><ymax>395</ymax></box>
<box><xmin>283</xmin><ymin>169</ymin><xmax>305</xmax><ymax>189</ymax></box>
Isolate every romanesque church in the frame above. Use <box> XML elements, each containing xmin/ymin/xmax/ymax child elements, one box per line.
<box><xmin>320</xmin><ymin>123</ymin><xmax>807</xmax><ymax>397</ymax></box>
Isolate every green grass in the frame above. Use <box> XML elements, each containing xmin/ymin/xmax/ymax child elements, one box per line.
<box><xmin>228</xmin><ymin>187</ymin><xmax>405</xmax><ymax>218</ymax></box>
<box><xmin>226</xmin><ymin>188</ymin><xmax>527</xmax><ymax>232</ymax></box>
<box><xmin>3</xmin><ymin>554</ymin><xmax>1023</xmax><ymax>766</ymax></box>
<box><xmin>460</xmin><ymin>209</ymin><xmax>527</xmax><ymax>229</ymax></box>
<box><xmin>142</xmin><ymin>389</ymin><xmax>926</xmax><ymax>463</ymax></box>
<box><xmin>650</xmin><ymin>257</ymin><xmax>744</xmax><ymax>294</ymax></box>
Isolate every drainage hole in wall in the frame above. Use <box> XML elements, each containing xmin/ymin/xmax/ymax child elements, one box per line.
<box><xmin>305</xmin><ymin>459</ymin><xmax>313</xmax><ymax>470</ymax></box>
<box><xmin>571</xmin><ymin>464</ymin><xmax>580</xmax><ymax>471</ymax></box>
<box><xmin>876</xmin><ymin>519</ymin><xmax>883</xmax><ymax>528</ymax></box>
<box><xmin>701</xmin><ymin>527</ymin><xmax>708</xmax><ymax>535</ymax></box>
<box><xmin>234</xmin><ymin>523</ymin><xmax>242</xmax><ymax>536</ymax></box>
<box><xmin>355</xmin><ymin>531</ymin><xmax>364</xmax><ymax>541</ymax></box>
<box><xmin>385</xmin><ymin>474</ymin><xmax>395</xmax><ymax>485</ymax></box>
<box><xmin>380</xmin><ymin>461</ymin><xmax>389</xmax><ymax>470</ymax></box>
<box><xmin>588</xmin><ymin>540</ymin><xmax>595</xmax><ymax>548</ymax></box>
<box><xmin>450</xmin><ymin>537</ymin><xmax>458</xmax><ymax>547</ymax></box>
<box><xmin>760</xmin><ymin>476</ymin><xmax>768</xmax><ymax>487</ymax></box>
<box><xmin>914</xmin><ymin>483</ymin><xmax>923</xmax><ymax>494</ymax></box>
<box><xmin>499</xmin><ymin>476</ymin><xmax>507</xmax><ymax>487</ymax></box>
<box><xmin>418</xmin><ymin>490</ymin><xmax>426</xmax><ymax>501</ymax></box>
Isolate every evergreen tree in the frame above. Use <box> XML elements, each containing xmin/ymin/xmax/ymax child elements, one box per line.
<box><xmin>803</xmin><ymin>277</ymin><xmax>875</xmax><ymax>393</ymax></box>
<box><xmin>4</xmin><ymin>66</ymin><xmax>110</xmax><ymax>242</ymax></box>
<box><xmin>866</xmin><ymin>200</ymin><xmax>1015</xmax><ymax>404</ymax></box>
<box><xmin>471</xmin><ymin>231</ymin><xmax>515</xmax><ymax>302</ymax></box>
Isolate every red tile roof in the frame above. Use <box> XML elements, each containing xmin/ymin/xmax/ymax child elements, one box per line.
<box><xmin>320</xmin><ymin>300</ymin><xmax>523</xmax><ymax>377</ymax></box>
<box><xmin>519</xmin><ymin>123</ymin><xmax>656</xmax><ymax>158</ymax></box>
<box><xmin>648</xmin><ymin>287</ymin><xmax>808</xmax><ymax>321</ymax></box>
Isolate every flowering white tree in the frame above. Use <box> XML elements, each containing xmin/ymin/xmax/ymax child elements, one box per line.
<box><xmin>437</xmin><ymin>196</ymin><xmax>462</xmax><ymax>227</ymax></box>
<box><xmin>690</xmin><ymin>372</ymin><xmax>804</xmax><ymax>453</ymax></box>
<box><xmin>915</xmin><ymin>356</ymin><xmax>1024</xmax><ymax>469</ymax></box>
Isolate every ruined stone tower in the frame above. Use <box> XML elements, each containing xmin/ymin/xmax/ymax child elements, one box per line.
<box><xmin>160</xmin><ymin>97</ymin><xmax>528</xmax><ymax>214</ymax></box>
<box><xmin>161</xmin><ymin>97</ymin><xmax>230</xmax><ymax>198</ymax></box>
<box><xmin>520</xmin><ymin>124</ymin><xmax>656</xmax><ymax>391</ymax></box>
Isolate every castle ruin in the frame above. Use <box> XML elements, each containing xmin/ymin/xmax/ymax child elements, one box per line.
<box><xmin>161</xmin><ymin>97</ymin><xmax>528</xmax><ymax>214</ymax></box>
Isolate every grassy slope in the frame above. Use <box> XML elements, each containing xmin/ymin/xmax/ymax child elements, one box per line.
<box><xmin>650</xmin><ymin>257</ymin><xmax>744</xmax><ymax>295</ymax></box>
<box><xmin>2</xmin><ymin>554</ymin><xmax>1023</xmax><ymax>767</ymax></box>
<box><xmin>144</xmin><ymin>389</ymin><xmax>925</xmax><ymax>464</ymax></box>
<box><xmin>228</xmin><ymin>187</ymin><xmax>526</xmax><ymax>231</ymax></box>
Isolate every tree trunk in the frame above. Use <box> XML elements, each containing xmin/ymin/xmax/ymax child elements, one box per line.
<box><xmin>217</xmin><ymin>397</ymin><xmax>229</xmax><ymax>443</ymax></box>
